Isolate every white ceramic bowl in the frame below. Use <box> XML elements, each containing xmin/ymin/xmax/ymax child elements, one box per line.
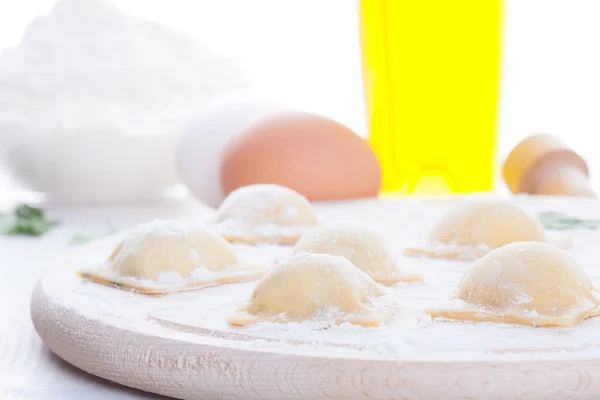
<box><xmin>2</xmin><ymin>129</ymin><xmax>181</xmax><ymax>204</ymax></box>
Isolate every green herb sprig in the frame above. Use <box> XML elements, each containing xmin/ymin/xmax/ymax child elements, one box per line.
<box><xmin>538</xmin><ymin>211</ymin><xmax>600</xmax><ymax>231</ymax></box>
<box><xmin>69</xmin><ymin>219</ymin><xmax>117</xmax><ymax>245</ymax></box>
<box><xmin>0</xmin><ymin>204</ymin><xmax>58</xmax><ymax>237</ymax></box>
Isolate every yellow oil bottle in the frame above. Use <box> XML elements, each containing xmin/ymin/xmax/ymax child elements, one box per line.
<box><xmin>359</xmin><ymin>0</ymin><xmax>504</xmax><ymax>195</ymax></box>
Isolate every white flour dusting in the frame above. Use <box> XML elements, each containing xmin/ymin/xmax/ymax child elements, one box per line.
<box><xmin>155</xmin><ymin>270</ymin><xmax>184</xmax><ymax>285</ymax></box>
<box><xmin>47</xmin><ymin>197</ymin><xmax>600</xmax><ymax>362</ymax></box>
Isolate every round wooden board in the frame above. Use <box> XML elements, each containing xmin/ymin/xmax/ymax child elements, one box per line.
<box><xmin>31</xmin><ymin>196</ymin><xmax>600</xmax><ymax>400</ymax></box>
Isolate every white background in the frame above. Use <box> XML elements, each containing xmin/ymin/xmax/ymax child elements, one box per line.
<box><xmin>0</xmin><ymin>0</ymin><xmax>599</xmax><ymax>190</ymax></box>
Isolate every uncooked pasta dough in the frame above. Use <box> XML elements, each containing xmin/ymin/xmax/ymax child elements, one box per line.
<box><xmin>293</xmin><ymin>224</ymin><xmax>422</xmax><ymax>284</ymax></box>
<box><xmin>109</xmin><ymin>220</ymin><xmax>238</xmax><ymax>279</ymax></box>
<box><xmin>427</xmin><ymin>242</ymin><xmax>600</xmax><ymax>327</ymax></box>
<box><xmin>405</xmin><ymin>199</ymin><xmax>546</xmax><ymax>260</ymax></box>
<box><xmin>79</xmin><ymin>220</ymin><xmax>265</xmax><ymax>294</ymax></box>
<box><xmin>228</xmin><ymin>252</ymin><xmax>392</xmax><ymax>327</ymax></box>
<box><xmin>215</xmin><ymin>184</ymin><xmax>319</xmax><ymax>244</ymax></box>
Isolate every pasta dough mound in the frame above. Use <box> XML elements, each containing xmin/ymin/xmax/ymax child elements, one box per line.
<box><xmin>80</xmin><ymin>220</ymin><xmax>264</xmax><ymax>294</ymax></box>
<box><xmin>293</xmin><ymin>224</ymin><xmax>422</xmax><ymax>284</ymax></box>
<box><xmin>427</xmin><ymin>242</ymin><xmax>600</xmax><ymax>327</ymax></box>
<box><xmin>228</xmin><ymin>252</ymin><xmax>392</xmax><ymax>326</ymax></box>
<box><xmin>405</xmin><ymin>199</ymin><xmax>545</xmax><ymax>260</ymax></box>
<box><xmin>109</xmin><ymin>220</ymin><xmax>238</xmax><ymax>279</ymax></box>
<box><xmin>215</xmin><ymin>184</ymin><xmax>318</xmax><ymax>244</ymax></box>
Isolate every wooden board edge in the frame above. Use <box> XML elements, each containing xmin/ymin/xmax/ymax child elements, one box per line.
<box><xmin>30</xmin><ymin>277</ymin><xmax>600</xmax><ymax>400</ymax></box>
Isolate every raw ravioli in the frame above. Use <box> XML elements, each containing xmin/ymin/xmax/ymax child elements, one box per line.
<box><xmin>405</xmin><ymin>199</ymin><xmax>545</xmax><ymax>261</ymax></box>
<box><xmin>293</xmin><ymin>224</ymin><xmax>422</xmax><ymax>284</ymax></box>
<box><xmin>215</xmin><ymin>184</ymin><xmax>318</xmax><ymax>245</ymax></box>
<box><xmin>228</xmin><ymin>252</ymin><xmax>392</xmax><ymax>327</ymax></box>
<box><xmin>427</xmin><ymin>242</ymin><xmax>600</xmax><ymax>327</ymax></box>
<box><xmin>79</xmin><ymin>220</ymin><xmax>265</xmax><ymax>294</ymax></box>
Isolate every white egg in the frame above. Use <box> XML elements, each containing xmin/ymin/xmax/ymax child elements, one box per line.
<box><xmin>176</xmin><ymin>92</ymin><xmax>290</xmax><ymax>207</ymax></box>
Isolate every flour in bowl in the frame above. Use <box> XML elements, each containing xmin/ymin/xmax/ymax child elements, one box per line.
<box><xmin>0</xmin><ymin>0</ymin><xmax>247</xmax><ymax>133</ymax></box>
<box><xmin>0</xmin><ymin>0</ymin><xmax>247</xmax><ymax>202</ymax></box>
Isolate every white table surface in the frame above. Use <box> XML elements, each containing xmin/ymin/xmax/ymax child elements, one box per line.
<box><xmin>0</xmin><ymin>195</ymin><xmax>215</xmax><ymax>399</ymax></box>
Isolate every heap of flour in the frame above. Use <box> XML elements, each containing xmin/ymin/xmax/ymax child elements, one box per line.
<box><xmin>0</xmin><ymin>0</ymin><xmax>247</xmax><ymax>133</ymax></box>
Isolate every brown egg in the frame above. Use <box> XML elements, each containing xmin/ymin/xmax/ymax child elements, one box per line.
<box><xmin>220</xmin><ymin>112</ymin><xmax>381</xmax><ymax>201</ymax></box>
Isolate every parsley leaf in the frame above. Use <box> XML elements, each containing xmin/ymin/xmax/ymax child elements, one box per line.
<box><xmin>69</xmin><ymin>233</ymin><xmax>95</xmax><ymax>245</ymax></box>
<box><xmin>69</xmin><ymin>219</ymin><xmax>117</xmax><ymax>245</ymax></box>
<box><xmin>537</xmin><ymin>211</ymin><xmax>600</xmax><ymax>231</ymax></box>
<box><xmin>0</xmin><ymin>204</ymin><xmax>58</xmax><ymax>237</ymax></box>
